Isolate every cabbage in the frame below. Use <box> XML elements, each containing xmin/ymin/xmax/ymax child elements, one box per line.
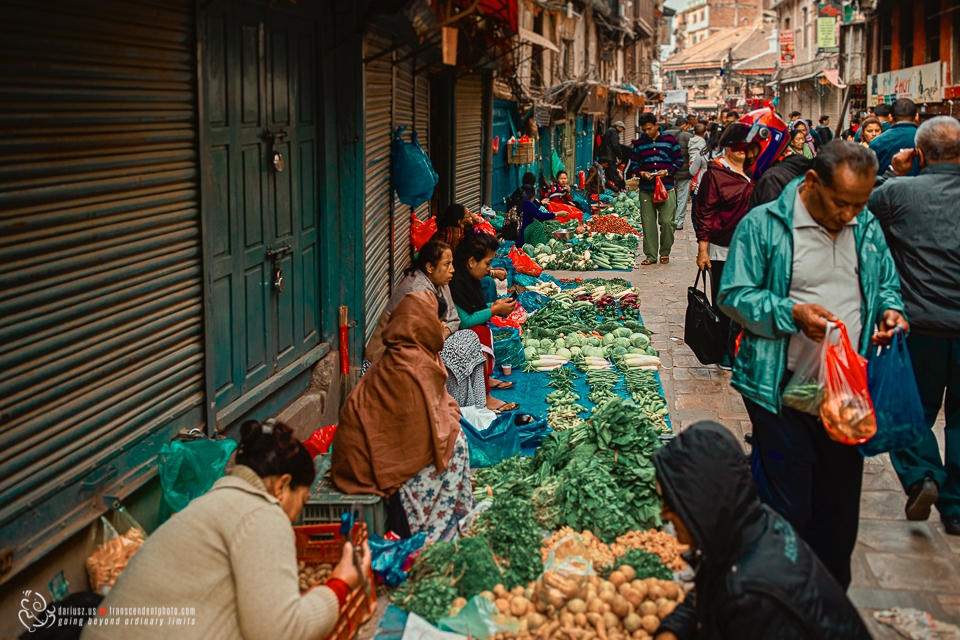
<box><xmin>614</xmin><ymin>337</ymin><xmax>632</xmax><ymax>348</ymax></box>
<box><xmin>556</xmin><ymin>348</ymin><xmax>572</xmax><ymax>359</ymax></box>
<box><xmin>539</xmin><ymin>338</ymin><xmax>553</xmax><ymax>349</ymax></box>
<box><xmin>613</xmin><ymin>346</ymin><xmax>628</xmax><ymax>356</ymax></box>
<box><xmin>526</xmin><ymin>338</ymin><xmax>541</xmax><ymax>349</ymax></box>
<box><xmin>615</xmin><ymin>327</ymin><xmax>633</xmax><ymax>338</ymax></box>
<box><xmin>554</xmin><ymin>337</ymin><xmax>566</xmax><ymax>349</ymax></box>
<box><xmin>630</xmin><ymin>333</ymin><xmax>650</xmax><ymax>346</ymax></box>
<box><xmin>524</xmin><ymin>346</ymin><xmax>537</xmax><ymax>360</ymax></box>
<box><xmin>601</xmin><ymin>333</ymin><xmax>616</xmax><ymax>346</ymax></box>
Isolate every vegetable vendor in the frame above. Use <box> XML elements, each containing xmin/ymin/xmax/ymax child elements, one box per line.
<box><xmin>510</xmin><ymin>171</ymin><xmax>556</xmax><ymax>245</ymax></box>
<box><xmin>332</xmin><ymin>291</ymin><xmax>473</xmax><ymax>543</ymax></box>
<box><xmin>386</xmin><ymin>240</ymin><xmax>489</xmax><ymax>409</ymax></box>
<box><xmin>545</xmin><ymin>170</ymin><xmax>573</xmax><ymax>204</ymax></box>
<box><xmin>81</xmin><ymin>420</ymin><xmax>371</xmax><ymax>640</ymax></box>
<box><xmin>652</xmin><ymin>421</ymin><xmax>871</xmax><ymax>640</ymax></box>
<box><xmin>449</xmin><ymin>231</ymin><xmax>521</xmax><ymax>413</ymax></box>
<box><xmin>430</xmin><ymin>203</ymin><xmax>473</xmax><ymax>253</ymax></box>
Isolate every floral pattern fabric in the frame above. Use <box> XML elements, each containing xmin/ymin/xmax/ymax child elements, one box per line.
<box><xmin>398</xmin><ymin>431</ymin><xmax>474</xmax><ymax>543</ymax></box>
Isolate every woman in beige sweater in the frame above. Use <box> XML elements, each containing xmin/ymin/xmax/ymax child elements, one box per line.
<box><xmin>81</xmin><ymin>420</ymin><xmax>370</xmax><ymax>640</ymax></box>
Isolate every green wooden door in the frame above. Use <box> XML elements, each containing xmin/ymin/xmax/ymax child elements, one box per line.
<box><xmin>202</xmin><ymin>4</ymin><xmax>319</xmax><ymax>410</ymax></box>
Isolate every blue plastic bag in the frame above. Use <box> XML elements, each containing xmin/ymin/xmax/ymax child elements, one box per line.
<box><xmin>517</xmin><ymin>290</ymin><xmax>551</xmax><ymax>313</ymax></box>
<box><xmin>369</xmin><ymin>531</ymin><xmax>427</xmax><ymax>586</ymax></box>
<box><xmin>492</xmin><ymin>326</ymin><xmax>525</xmax><ymax>369</ymax></box>
<box><xmin>859</xmin><ymin>329</ymin><xmax>928</xmax><ymax>457</ymax></box>
<box><xmin>439</xmin><ymin>595</ymin><xmax>519</xmax><ymax>640</ymax></box>
<box><xmin>392</xmin><ymin>126</ymin><xmax>438</xmax><ymax>208</ymax></box>
<box><xmin>516</xmin><ymin>413</ymin><xmax>552</xmax><ymax>449</ymax></box>
<box><xmin>460</xmin><ymin>416</ymin><xmax>521</xmax><ymax>468</ymax></box>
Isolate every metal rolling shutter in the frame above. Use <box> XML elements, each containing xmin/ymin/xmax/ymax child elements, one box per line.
<box><xmin>622</xmin><ymin>111</ymin><xmax>636</xmax><ymax>145</ymax></box>
<box><xmin>392</xmin><ymin>51</ymin><xmax>415</xmax><ymax>287</ymax></box>
<box><xmin>0</xmin><ymin>0</ymin><xmax>203</xmax><ymax>570</ymax></box>
<box><xmin>414</xmin><ymin>73</ymin><xmax>431</xmax><ymax>221</ymax></box>
<box><xmin>363</xmin><ymin>31</ymin><xmax>393</xmax><ymax>341</ymax></box>
<box><xmin>455</xmin><ymin>75</ymin><xmax>483</xmax><ymax>211</ymax></box>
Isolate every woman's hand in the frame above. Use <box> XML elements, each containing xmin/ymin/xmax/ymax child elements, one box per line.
<box><xmin>491</xmin><ymin>297</ymin><xmax>517</xmax><ymax>316</ymax></box>
<box><xmin>696</xmin><ymin>244</ymin><xmax>711</xmax><ymax>271</ymax></box>
<box><xmin>489</xmin><ymin>268</ymin><xmax>507</xmax><ymax>281</ymax></box>
<box><xmin>327</xmin><ymin>541</ymin><xmax>371</xmax><ymax>591</ymax></box>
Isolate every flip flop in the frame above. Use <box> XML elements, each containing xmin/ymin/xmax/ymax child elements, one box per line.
<box><xmin>641</xmin><ymin>259</ymin><xmax>655</xmax><ymax>266</ymax></box>
<box><xmin>490</xmin><ymin>379</ymin><xmax>515</xmax><ymax>390</ymax></box>
<box><xmin>492</xmin><ymin>402</ymin><xmax>521</xmax><ymax>414</ymax></box>
<box><xmin>659</xmin><ymin>256</ymin><xmax>670</xmax><ymax>264</ymax></box>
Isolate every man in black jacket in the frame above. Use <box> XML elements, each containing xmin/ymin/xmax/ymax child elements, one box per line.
<box><xmin>599</xmin><ymin>120</ymin><xmax>630</xmax><ymax>165</ymax></box>
<box><xmin>868</xmin><ymin>116</ymin><xmax>960</xmax><ymax>536</ymax></box>
<box><xmin>652</xmin><ymin>422</ymin><xmax>871</xmax><ymax>640</ymax></box>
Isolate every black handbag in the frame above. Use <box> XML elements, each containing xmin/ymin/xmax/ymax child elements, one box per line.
<box><xmin>684</xmin><ymin>268</ymin><xmax>725</xmax><ymax>365</ymax></box>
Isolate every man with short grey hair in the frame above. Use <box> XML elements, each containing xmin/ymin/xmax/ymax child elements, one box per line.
<box><xmin>718</xmin><ymin>140</ymin><xmax>907</xmax><ymax>588</ymax></box>
<box><xmin>868</xmin><ymin>115</ymin><xmax>960</xmax><ymax>536</ymax></box>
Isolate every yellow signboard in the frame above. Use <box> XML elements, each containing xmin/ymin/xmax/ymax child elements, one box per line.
<box><xmin>816</xmin><ymin>17</ymin><xmax>837</xmax><ymax>49</ymax></box>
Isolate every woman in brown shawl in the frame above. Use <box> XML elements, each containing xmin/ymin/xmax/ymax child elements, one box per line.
<box><xmin>332</xmin><ymin>291</ymin><xmax>473</xmax><ymax>542</ymax></box>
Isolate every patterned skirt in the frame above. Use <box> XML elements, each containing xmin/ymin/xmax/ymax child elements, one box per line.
<box><xmin>398</xmin><ymin>431</ymin><xmax>474</xmax><ymax>544</ymax></box>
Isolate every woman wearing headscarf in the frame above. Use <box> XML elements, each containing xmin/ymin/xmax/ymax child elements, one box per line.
<box><xmin>386</xmin><ymin>240</ymin><xmax>490</xmax><ymax>409</ymax></box>
<box><xmin>431</xmin><ymin>203</ymin><xmax>473</xmax><ymax>253</ymax></box>
<box><xmin>332</xmin><ymin>291</ymin><xmax>473</xmax><ymax>543</ymax></box>
<box><xmin>449</xmin><ymin>231</ymin><xmax>520</xmax><ymax>412</ymax></box>
<box><xmin>790</xmin><ymin>119</ymin><xmax>817</xmax><ymax>158</ymax></box>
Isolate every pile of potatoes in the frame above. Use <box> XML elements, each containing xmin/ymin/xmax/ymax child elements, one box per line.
<box><xmin>450</xmin><ymin>564</ymin><xmax>684</xmax><ymax>640</ymax></box>
<box><xmin>298</xmin><ymin>561</ymin><xmax>332</xmax><ymax>594</ymax></box>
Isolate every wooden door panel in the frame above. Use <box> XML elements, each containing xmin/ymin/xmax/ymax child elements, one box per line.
<box><xmin>202</xmin><ymin>4</ymin><xmax>319</xmax><ymax>408</ymax></box>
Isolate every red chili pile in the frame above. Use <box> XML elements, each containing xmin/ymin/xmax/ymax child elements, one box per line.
<box><xmin>587</xmin><ymin>215</ymin><xmax>639</xmax><ymax>235</ymax></box>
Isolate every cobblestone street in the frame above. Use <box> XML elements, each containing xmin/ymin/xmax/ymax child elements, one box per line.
<box><xmin>554</xmin><ymin>220</ymin><xmax>960</xmax><ymax>637</ymax></box>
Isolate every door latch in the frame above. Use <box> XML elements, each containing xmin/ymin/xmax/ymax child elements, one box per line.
<box><xmin>263</xmin><ymin>128</ymin><xmax>288</xmax><ymax>173</ymax></box>
<box><xmin>265</xmin><ymin>243</ymin><xmax>292</xmax><ymax>262</ymax></box>
<box><xmin>273</xmin><ymin>266</ymin><xmax>285</xmax><ymax>293</ymax></box>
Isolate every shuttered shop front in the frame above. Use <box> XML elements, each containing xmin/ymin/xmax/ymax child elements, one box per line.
<box><xmin>0</xmin><ymin>0</ymin><xmax>203</xmax><ymax>575</ymax></box>
<box><xmin>455</xmin><ymin>75</ymin><xmax>483</xmax><ymax>212</ymax></box>
<box><xmin>363</xmin><ymin>31</ymin><xmax>393</xmax><ymax>341</ymax></box>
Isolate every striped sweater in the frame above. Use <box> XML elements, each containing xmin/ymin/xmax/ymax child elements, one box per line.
<box><xmin>628</xmin><ymin>132</ymin><xmax>683</xmax><ymax>192</ymax></box>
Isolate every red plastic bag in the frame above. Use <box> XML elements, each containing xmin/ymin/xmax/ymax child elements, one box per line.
<box><xmin>490</xmin><ymin>304</ymin><xmax>528</xmax><ymax>329</ymax></box>
<box><xmin>653</xmin><ymin>176</ymin><xmax>668</xmax><ymax>203</ymax></box>
<box><xmin>782</xmin><ymin>321</ymin><xmax>876</xmax><ymax>445</ymax></box>
<box><xmin>410</xmin><ymin>214</ymin><xmax>437</xmax><ymax>252</ymax></box>
<box><xmin>475</xmin><ymin>218</ymin><xmax>497</xmax><ymax>236</ymax></box>
<box><xmin>302</xmin><ymin>425</ymin><xmax>338</xmax><ymax>458</ymax></box>
<box><xmin>508</xmin><ymin>245</ymin><xmax>543</xmax><ymax>277</ymax></box>
<box><xmin>546</xmin><ymin>201</ymin><xmax>584</xmax><ymax>224</ymax></box>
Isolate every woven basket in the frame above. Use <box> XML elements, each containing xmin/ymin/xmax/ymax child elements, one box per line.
<box><xmin>508</xmin><ymin>140</ymin><xmax>536</xmax><ymax>165</ymax></box>
<box><xmin>625</xmin><ymin>178</ymin><xmax>640</xmax><ymax>192</ymax></box>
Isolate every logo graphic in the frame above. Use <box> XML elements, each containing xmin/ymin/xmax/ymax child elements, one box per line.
<box><xmin>19</xmin><ymin>590</ymin><xmax>56</xmax><ymax>633</ymax></box>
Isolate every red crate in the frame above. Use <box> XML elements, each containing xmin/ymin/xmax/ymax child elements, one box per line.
<box><xmin>294</xmin><ymin>522</ymin><xmax>378</xmax><ymax>640</ymax></box>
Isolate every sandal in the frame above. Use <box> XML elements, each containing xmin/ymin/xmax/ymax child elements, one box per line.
<box><xmin>659</xmin><ymin>256</ymin><xmax>670</xmax><ymax>264</ymax></box>
<box><xmin>492</xmin><ymin>402</ymin><xmax>521</xmax><ymax>414</ymax></box>
<box><xmin>640</xmin><ymin>259</ymin><xmax>655</xmax><ymax>266</ymax></box>
<box><xmin>489</xmin><ymin>379</ymin><xmax>515</xmax><ymax>390</ymax></box>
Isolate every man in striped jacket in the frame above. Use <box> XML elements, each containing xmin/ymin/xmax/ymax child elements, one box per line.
<box><xmin>629</xmin><ymin>112</ymin><xmax>684</xmax><ymax>264</ymax></box>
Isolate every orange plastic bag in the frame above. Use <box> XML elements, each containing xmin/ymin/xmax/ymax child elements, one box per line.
<box><xmin>546</xmin><ymin>201</ymin><xmax>584</xmax><ymax>224</ymax></box>
<box><xmin>410</xmin><ymin>214</ymin><xmax>438</xmax><ymax>252</ymax></box>
<box><xmin>508</xmin><ymin>245</ymin><xmax>543</xmax><ymax>277</ymax></box>
<box><xmin>782</xmin><ymin>321</ymin><xmax>876</xmax><ymax>445</ymax></box>
<box><xmin>653</xmin><ymin>176</ymin><xmax>668</xmax><ymax>203</ymax></box>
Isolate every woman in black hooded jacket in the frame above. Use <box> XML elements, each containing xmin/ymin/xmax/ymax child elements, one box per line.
<box><xmin>651</xmin><ymin>422</ymin><xmax>871</xmax><ymax>640</ymax></box>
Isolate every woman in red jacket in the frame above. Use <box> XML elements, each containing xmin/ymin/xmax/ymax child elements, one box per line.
<box><xmin>693</xmin><ymin>129</ymin><xmax>755</xmax><ymax>369</ymax></box>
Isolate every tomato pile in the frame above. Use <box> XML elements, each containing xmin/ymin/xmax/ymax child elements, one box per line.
<box><xmin>588</xmin><ymin>214</ymin><xmax>639</xmax><ymax>236</ymax></box>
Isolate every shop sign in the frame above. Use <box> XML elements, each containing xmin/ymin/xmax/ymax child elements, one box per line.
<box><xmin>664</xmin><ymin>89</ymin><xmax>687</xmax><ymax>104</ymax></box>
<box><xmin>867</xmin><ymin>61</ymin><xmax>944</xmax><ymax>105</ymax></box>
<box><xmin>817</xmin><ymin>2</ymin><xmax>841</xmax><ymax>51</ymax></box>
<box><xmin>779</xmin><ymin>30</ymin><xmax>795</xmax><ymax>67</ymax></box>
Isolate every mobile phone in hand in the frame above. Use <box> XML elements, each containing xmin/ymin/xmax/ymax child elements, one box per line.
<box><xmin>509</xmin><ymin>291</ymin><xmax>519</xmax><ymax>301</ymax></box>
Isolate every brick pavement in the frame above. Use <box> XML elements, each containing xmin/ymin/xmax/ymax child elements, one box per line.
<box><xmin>552</xmin><ymin>223</ymin><xmax>959</xmax><ymax>636</ymax></box>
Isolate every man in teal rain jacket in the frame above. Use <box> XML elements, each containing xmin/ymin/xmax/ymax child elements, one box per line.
<box><xmin>717</xmin><ymin>141</ymin><xmax>907</xmax><ymax>591</ymax></box>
